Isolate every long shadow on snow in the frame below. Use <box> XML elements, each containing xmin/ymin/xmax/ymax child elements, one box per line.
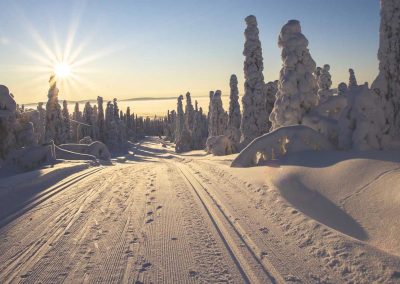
<box><xmin>279</xmin><ymin>150</ymin><xmax>400</xmax><ymax>168</ymax></box>
<box><xmin>278</xmin><ymin>177</ymin><xmax>368</xmax><ymax>241</ymax></box>
<box><xmin>0</xmin><ymin>164</ymin><xmax>89</xmax><ymax>230</ymax></box>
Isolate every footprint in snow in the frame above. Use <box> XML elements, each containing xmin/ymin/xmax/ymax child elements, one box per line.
<box><xmin>139</xmin><ymin>262</ymin><xmax>152</xmax><ymax>272</ymax></box>
<box><xmin>146</xmin><ymin>218</ymin><xmax>154</xmax><ymax>224</ymax></box>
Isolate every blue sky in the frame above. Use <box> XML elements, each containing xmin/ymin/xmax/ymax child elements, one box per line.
<box><xmin>0</xmin><ymin>0</ymin><xmax>380</xmax><ymax>103</ymax></box>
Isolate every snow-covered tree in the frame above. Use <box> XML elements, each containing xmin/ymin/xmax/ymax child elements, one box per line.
<box><xmin>226</xmin><ymin>75</ymin><xmax>241</xmax><ymax>145</ymax></box>
<box><xmin>270</xmin><ymin>20</ymin><xmax>318</xmax><ymax>130</ymax></box>
<box><xmin>264</xmin><ymin>80</ymin><xmax>278</xmax><ymax>128</ymax></box>
<box><xmin>207</xmin><ymin>90</ymin><xmax>214</xmax><ymax>123</ymax></box>
<box><xmin>36</xmin><ymin>102</ymin><xmax>46</xmax><ymax>144</ymax></box>
<box><xmin>185</xmin><ymin>92</ymin><xmax>195</xmax><ymax>130</ymax></box>
<box><xmin>348</xmin><ymin>68</ymin><xmax>358</xmax><ymax>89</ymax></box>
<box><xmin>0</xmin><ymin>85</ymin><xmax>17</xmax><ymax>159</ymax></box>
<box><xmin>208</xmin><ymin>90</ymin><xmax>227</xmax><ymax>137</ymax></box>
<box><xmin>62</xmin><ymin>100</ymin><xmax>71</xmax><ymax>142</ymax></box>
<box><xmin>175</xmin><ymin>95</ymin><xmax>191</xmax><ymax>152</ymax></box>
<box><xmin>316</xmin><ymin>64</ymin><xmax>334</xmax><ymax>104</ymax></box>
<box><xmin>45</xmin><ymin>75</ymin><xmax>65</xmax><ymax>144</ymax></box>
<box><xmin>191</xmin><ymin>107</ymin><xmax>208</xmax><ymax>149</ymax></box>
<box><xmin>371</xmin><ymin>0</ymin><xmax>400</xmax><ymax>141</ymax></box>
<box><xmin>240</xmin><ymin>15</ymin><xmax>268</xmax><ymax>146</ymax></box>
<box><xmin>338</xmin><ymin>82</ymin><xmax>348</xmax><ymax>96</ymax></box>
<box><xmin>97</xmin><ymin>96</ymin><xmax>105</xmax><ymax>141</ymax></box>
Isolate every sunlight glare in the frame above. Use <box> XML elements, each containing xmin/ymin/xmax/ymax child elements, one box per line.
<box><xmin>54</xmin><ymin>62</ymin><xmax>71</xmax><ymax>78</ymax></box>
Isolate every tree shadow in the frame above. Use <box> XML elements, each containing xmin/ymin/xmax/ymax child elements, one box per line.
<box><xmin>278</xmin><ymin>177</ymin><xmax>368</xmax><ymax>241</ymax></box>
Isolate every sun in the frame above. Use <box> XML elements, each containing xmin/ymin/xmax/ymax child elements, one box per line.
<box><xmin>54</xmin><ymin>62</ymin><xmax>71</xmax><ymax>79</ymax></box>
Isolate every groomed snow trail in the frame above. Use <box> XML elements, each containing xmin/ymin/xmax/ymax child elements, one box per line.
<box><xmin>0</xmin><ymin>139</ymin><xmax>276</xmax><ymax>283</ymax></box>
<box><xmin>1</xmin><ymin>138</ymin><xmax>399</xmax><ymax>283</ymax></box>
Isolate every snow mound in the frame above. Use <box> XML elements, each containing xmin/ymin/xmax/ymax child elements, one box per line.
<box><xmin>58</xmin><ymin>141</ymin><xmax>111</xmax><ymax>161</ymax></box>
<box><xmin>273</xmin><ymin>150</ymin><xmax>400</xmax><ymax>256</ymax></box>
<box><xmin>206</xmin><ymin>135</ymin><xmax>236</xmax><ymax>156</ymax></box>
<box><xmin>231</xmin><ymin>125</ymin><xmax>334</xmax><ymax>167</ymax></box>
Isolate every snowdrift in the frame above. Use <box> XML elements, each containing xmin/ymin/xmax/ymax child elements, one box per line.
<box><xmin>272</xmin><ymin>150</ymin><xmax>400</xmax><ymax>256</ymax></box>
<box><xmin>231</xmin><ymin>125</ymin><xmax>334</xmax><ymax>167</ymax></box>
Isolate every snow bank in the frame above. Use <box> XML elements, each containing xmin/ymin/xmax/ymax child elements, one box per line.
<box><xmin>231</xmin><ymin>125</ymin><xmax>334</xmax><ymax>167</ymax></box>
<box><xmin>58</xmin><ymin>141</ymin><xmax>111</xmax><ymax>161</ymax></box>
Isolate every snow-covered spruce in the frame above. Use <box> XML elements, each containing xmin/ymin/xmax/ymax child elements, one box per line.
<box><xmin>240</xmin><ymin>15</ymin><xmax>268</xmax><ymax>147</ymax></box>
<box><xmin>231</xmin><ymin>125</ymin><xmax>334</xmax><ymax>167</ymax></box>
<box><xmin>316</xmin><ymin>64</ymin><xmax>335</xmax><ymax>104</ymax></box>
<box><xmin>175</xmin><ymin>95</ymin><xmax>191</xmax><ymax>152</ymax></box>
<box><xmin>44</xmin><ymin>76</ymin><xmax>66</xmax><ymax>145</ymax></box>
<box><xmin>191</xmin><ymin>106</ymin><xmax>208</xmax><ymax>150</ymax></box>
<box><xmin>97</xmin><ymin>96</ymin><xmax>105</xmax><ymax>142</ymax></box>
<box><xmin>226</xmin><ymin>75</ymin><xmax>241</xmax><ymax>146</ymax></box>
<box><xmin>371</xmin><ymin>0</ymin><xmax>400</xmax><ymax>141</ymax></box>
<box><xmin>185</xmin><ymin>92</ymin><xmax>195</xmax><ymax>130</ymax></box>
<box><xmin>0</xmin><ymin>85</ymin><xmax>17</xmax><ymax>159</ymax></box>
<box><xmin>269</xmin><ymin>20</ymin><xmax>318</xmax><ymax>130</ymax></box>
<box><xmin>264</xmin><ymin>80</ymin><xmax>278</xmax><ymax>128</ymax></box>
<box><xmin>338</xmin><ymin>84</ymin><xmax>386</xmax><ymax>150</ymax></box>
<box><xmin>62</xmin><ymin>100</ymin><xmax>71</xmax><ymax>142</ymax></box>
<box><xmin>208</xmin><ymin>90</ymin><xmax>227</xmax><ymax>137</ymax></box>
<box><xmin>348</xmin><ymin>68</ymin><xmax>358</xmax><ymax>89</ymax></box>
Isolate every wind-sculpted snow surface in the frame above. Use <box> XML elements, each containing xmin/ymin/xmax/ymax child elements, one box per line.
<box><xmin>270</xmin><ymin>20</ymin><xmax>318</xmax><ymax>130</ymax></box>
<box><xmin>371</xmin><ymin>0</ymin><xmax>400</xmax><ymax>141</ymax></box>
<box><xmin>231</xmin><ymin>125</ymin><xmax>334</xmax><ymax>167</ymax></box>
<box><xmin>240</xmin><ymin>15</ymin><xmax>268</xmax><ymax>147</ymax></box>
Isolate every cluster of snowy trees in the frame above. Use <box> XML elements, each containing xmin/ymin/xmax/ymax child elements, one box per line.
<box><xmin>232</xmin><ymin>0</ymin><xmax>400</xmax><ymax>166</ymax></box>
<box><xmin>0</xmin><ymin>74</ymin><xmax>168</xmax><ymax>170</ymax></box>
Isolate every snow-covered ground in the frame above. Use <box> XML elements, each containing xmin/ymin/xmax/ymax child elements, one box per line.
<box><xmin>1</xmin><ymin>137</ymin><xmax>400</xmax><ymax>283</ymax></box>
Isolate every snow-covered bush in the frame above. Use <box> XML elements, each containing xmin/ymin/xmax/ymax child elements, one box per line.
<box><xmin>231</xmin><ymin>125</ymin><xmax>334</xmax><ymax>167</ymax></box>
<box><xmin>338</xmin><ymin>84</ymin><xmax>386</xmax><ymax>150</ymax></box>
<box><xmin>241</xmin><ymin>15</ymin><xmax>268</xmax><ymax>146</ymax></box>
<box><xmin>79</xmin><ymin>136</ymin><xmax>93</xmax><ymax>144</ymax></box>
<box><xmin>206</xmin><ymin>135</ymin><xmax>235</xmax><ymax>156</ymax></box>
<box><xmin>7</xmin><ymin>144</ymin><xmax>56</xmax><ymax>171</ymax></box>
<box><xmin>269</xmin><ymin>20</ymin><xmax>318</xmax><ymax>130</ymax></box>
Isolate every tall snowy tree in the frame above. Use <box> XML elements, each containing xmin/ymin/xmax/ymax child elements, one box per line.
<box><xmin>97</xmin><ymin>96</ymin><xmax>105</xmax><ymax>142</ymax></box>
<box><xmin>62</xmin><ymin>100</ymin><xmax>71</xmax><ymax>142</ymax></box>
<box><xmin>264</xmin><ymin>80</ymin><xmax>278</xmax><ymax>128</ymax></box>
<box><xmin>208</xmin><ymin>90</ymin><xmax>227</xmax><ymax>137</ymax></box>
<box><xmin>371</xmin><ymin>0</ymin><xmax>400</xmax><ymax>140</ymax></box>
<box><xmin>240</xmin><ymin>15</ymin><xmax>268</xmax><ymax>146</ymax></box>
<box><xmin>45</xmin><ymin>75</ymin><xmax>65</xmax><ymax>144</ymax></box>
<box><xmin>175</xmin><ymin>95</ymin><xmax>191</xmax><ymax>152</ymax></box>
<box><xmin>348</xmin><ymin>68</ymin><xmax>358</xmax><ymax>89</ymax></box>
<box><xmin>185</xmin><ymin>92</ymin><xmax>195</xmax><ymax>130</ymax></box>
<box><xmin>226</xmin><ymin>75</ymin><xmax>241</xmax><ymax>145</ymax></box>
<box><xmin>269</xmin><ymin>20</ymin><xmax>318</xmax><ymax>130</ymax></box>
<box><xmin>316</xmin><ymin>64</ymin><xmax>334</xmax><ymax>104</ymax></box>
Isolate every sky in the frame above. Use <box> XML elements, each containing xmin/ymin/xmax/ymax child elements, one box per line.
<box><xmin>0</xmin><ymin>0</ymin><xmax>380</xmax><ymax>104</ymax></box>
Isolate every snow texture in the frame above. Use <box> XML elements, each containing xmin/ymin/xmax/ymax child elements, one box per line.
<box><xmin>240</xmin><ymin>15</ymin><xmax>268</xmax><ymax>147</ymax></box>
<box><xmin>270</xmin><ymin>20</ymin><xmax>318</xmax><ymax>131</ymax></box>
<box><xmin>231</xmin><ymin>125</ymin><xmax>334</xmax><ymax>167</ymax></box>
<box><xmin>58</xmin><ymin>141</ymin><xmax>111</xmax><ymax>161</ymax></box>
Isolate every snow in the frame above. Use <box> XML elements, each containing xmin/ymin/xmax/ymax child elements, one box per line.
<box><xmin>1</xmin><ymin>137</ymin><xmax>400</xmax><ymax>283</ymax></box>
<box><xmin>231</xmin><ymin>125</ymin><xmax>334</xmax><ymax>167</ymax></box>
<box><xmin>206</xmin><ymin>135</ymin><xmax>235</xmax><ymax>156</ymax></box>
<box><xmin>270</xmin><ymin>20</ymin><xmax>318</xmax><ymax>130</ymax></box>
<box><xmin>240</xmin><ymin>15</ymin><xmax>268</xmax><ymax>147</ymax></box>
